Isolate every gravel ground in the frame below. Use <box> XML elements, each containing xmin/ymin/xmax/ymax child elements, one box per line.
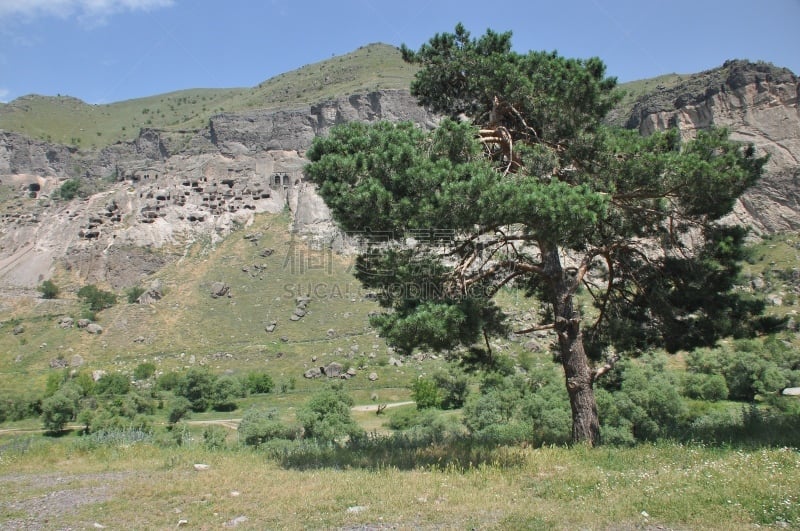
<box><xmin>0</xmin><ymin>472</ymin><xmax>134</xmax><ymax>530</ymax></box>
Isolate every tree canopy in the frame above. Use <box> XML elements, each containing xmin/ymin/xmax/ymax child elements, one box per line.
<box><xmin>306</xmin><ymin>24</ymin><xmax>769</xmax><ymax>445</ymax></box>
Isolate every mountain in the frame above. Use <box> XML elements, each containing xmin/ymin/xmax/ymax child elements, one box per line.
<box><xmin>0</xmin><ymin>47</ymin><xmax>798</xmax><ymax>394</ymax></box>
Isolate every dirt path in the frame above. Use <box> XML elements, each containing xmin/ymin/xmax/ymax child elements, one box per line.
<box><xmin>351</xmin><ymin>401</ymin><xmax>414</xmax><ymax>412</ymax></box>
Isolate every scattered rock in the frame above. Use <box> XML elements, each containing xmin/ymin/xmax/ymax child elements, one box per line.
<box><xmin>92</xmin><ymin>370</ymin><xmax>107</xmax><ymax>381</ymax></box>
<box><xmin>137</xmin><ymin>279</ymin><xmax>164</xmax><ymax>304</ymax></box>
<box><xmin>58</xmin><ymin>316</ymin><xmax>74</xmax><ymax>329</ymax></box>
<box><xmin>265</xmin><ymin>321</ymin><xmax>277</xmax><ymax>333</ymax></box>
<box><xmin>50</xmin><ymin>357</ymin><xmax>68</xmax><ymax>369</ymax></box>
<box><xmin>86</xmin><ymin>323</ymin><xmax>103</xmax><ymax>334</ymax></box>
<box><xmin>70</xmin><ymin>354</ymin><xmax>84</xmax><ymax>367</ymax></box>
<box><xmin>134</xmin><ymin>336</ymin><xmax>146</xmax><ymax>343</ymax></box>
<box><xmin>177</xmin><ymin>519</ymin><xmax>188</xmax><ymax>527</ymax></box>
<box><xmin>210</xmin><ymin>282</ymin><xmax>230</xmax><ymax>298</ymax></box>
<box><xmin>346</xmin><ymin>367</ymin><xmax>357</xmax><ymax>377</ymax></box>
<box><xmin>346</xmin><ymin>506</ymin><xmax>367</xmax><ymax>514</ymax></box>
<box><xmin>224</xmin><ymin>516</ymin><xmax>249</xmax><ymax>527</ymax></box>
<box><xmin>369</xmin><ymin>372</ymin><xmax>378</xmax><ymax>381</ymax></box>
<box><xmin>304</xmin><ymin>367</ymin><xmax>322</xmax><ymax>379</ymax></box>
<box><xmin>782</xmin><ymin>387</ymin><xmax>800</xmax><ymax>396</ymax></box>
<box><xmin>326</xmin><ymin>328</ymin><xmax>336</xmax><ymax>339</ymax></box>
<box><xmin>260</xmin><ymin>248</ymin><xmax>275</xmax><ymax>257</ymax></box>
<box><xmin>389</xmin><ymin>357</ymin><xmax>403</xmax><ymax>367</ymax></box>
<box><xmin>12</xmin><ymin>325</ymin><xmax>24</xmax><ymax>335</ymax></box>
<box><xmin>193</xmin><ymin>463</ymin><xmax>210</xmax><ymax>471</ymax></box>
<box><xmin>77</xmin><ymin>319</ymin><xmax>91</xmax><ymax>328</ymax></box>
<box><xmin>322</xmin><ymin>362</ymin><xmax>344</xmax><ymax>378</ymax></box>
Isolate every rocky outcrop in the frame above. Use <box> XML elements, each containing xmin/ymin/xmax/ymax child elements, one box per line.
<box><xmin>208</xmin><ymin>90</ymin><xmax>437</xmax><ymax>154</ymax></box>
<box><xmin>623</xmin><ymin>61</ymin><xmax>800</xmax><ymax>232</ymax></box>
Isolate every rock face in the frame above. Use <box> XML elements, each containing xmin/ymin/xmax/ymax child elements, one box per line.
<box><xmin>0</xmin><ymin>89</ymin><xmax>437</xmax><ymax>289</ymax></box>
<box><xmin>623</xmin><ymin>61</ymin><xmax>800</xmax><ymax>233</ymax></box>
<box><xmin>1</xmin><ymin>62</ymin><xmax>798</xmax><ymax>290</ymax></box>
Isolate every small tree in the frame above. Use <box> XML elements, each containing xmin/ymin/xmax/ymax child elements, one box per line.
<box><xmin>175</xmin><ymin>367</ymin><xmax>216</xmax><ymax>412</ymax></box>
<box><xmin>37</xmin><ymin>280</ymin><xmax>59</xmax><ymax>299</ymax></box>
<box><xmin>77</xmin><ymin>284</ymin><xmax>117</xmax><ymax>312</ymax></box>
<box><xmin>411</xmin><ymin>378</ymin><xmax>441</xmax><ymax>410</ymax></box>
<box><xmin>41</xmin><ymin>387</ymin><xmax>79</xmax><ymax>433</ymax></box>
<box><xmin>296</xmin><ymin>386</ymin><xmax>363</xmax><ymax>443</ymax></box>
<box><xmin>58</xmin><ymin>179</ymin><xmax>81</xmax><ymax>200</ymax></box>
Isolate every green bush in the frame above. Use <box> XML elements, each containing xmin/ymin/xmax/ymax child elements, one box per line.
<box><xmin>41</xmin><ymin>387</ymin><xmax>79</xmax><ymax>433</ymax></box>
<box><xmin>156</xmin><ymin>371</ymin><xmax>182</xmax><ymax>391</ymax></box>
<box><xmin>175</xmin><ymin>367</ymin><xmax>217</xmax><ymax>412</ymax></box>
<box><xmin>133</xmin><ymin>362</ymin><xmax>156</xmax><ymax>381</ymax></box>
<box><xmin>167</xmin><ymin>397</ymin><xmax>192</xmax><ymax>424</ymax></box>
<box><xmin>77</xmin><ymin>284</ymin><xmax>117</xmax><ymax>312</ymax></box>
<box><xmin>37</xmin><ymin>280</ymin><xmax>59</xmax><ymax>299</ymax></box>
<box><xmin>0</xmin><ymin>393</ymin><xmax>41</xmax><ymax>423</ymax></box>
<box><xmin>211</xmin><ymin>375</ymin><xmax>243</xmax><ymax>412</ymax></box>
<box><xmin>238</xmin><ymin>407</ymin><xmax>299</xmax><ymax>447</ymax></box>
<box><xmin>296</xmin><ymin>385</ymin><xmax>363</xmax><ymax>443</ymax></box>
<box><xmin>411</xmin><ymin>378</ymin><xmax>441</xmax><ymax>410</ymax></box>
<box><xmin>126</xmin><ymin>286</ymin><xmax>146</xmax><ymax>303</ymax></box>
<box><xmin>432</xmin><ymin>365</ymin><xmax>470</xmax><ymax>409</ymax></box>
<box><xmin>683</xmin><ymin>373</ymin><xmax>729</xmax><ymax>401</ymax></box>
<box><xmin>94</xmin><ymin>373</ymin><xmax>131</xmax><ymax>396</ymax></box>
<box><xmin>244</xmin><ymin>371</ymin><xmax>275</xmax><ymax>394</ymax></box>
<box><xmin>202</xmin><ymin>425</ymin><xmax>228</xmax><ymax>450</ymax></box>
<box><xmin>58</xmin><ymin>179</ymin><xmax>81</xmax><ymax>200</ymax></box>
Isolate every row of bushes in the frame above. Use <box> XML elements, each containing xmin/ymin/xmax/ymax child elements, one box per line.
<box><xmin>31</xmin><ymin>366</ymin><xmax>277</xmax><ymax>433</ymax></box>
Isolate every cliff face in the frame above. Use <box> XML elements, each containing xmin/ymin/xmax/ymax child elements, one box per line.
<box><xmin>0</xmin><ymin>90</ymin><xmax>437</xmax><ymax>288</ymax></box>
<box><xmin>1</xmin><ymin>62</ymin><xmax>799</xmax><ymax>290</ymax></box>
<box><xmin>624</xmin><ymin>61</ymin><xmax>800</xmax><ymax>232</ymax></box>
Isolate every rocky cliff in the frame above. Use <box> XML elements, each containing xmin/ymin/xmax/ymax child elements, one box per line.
<box><xmin>624</xmin><ymin>60</ymin><xmax>800</xmax><ymax>232</ymax></box>
<box><xmin>1</xmin><ymin>62</ymin><xmax>798</xmax><ymax>290</ymax></box>
<box><xmin>0</xmin><ymin>90</ymin><xmax>438</xmax><ymax>289</ymax></box>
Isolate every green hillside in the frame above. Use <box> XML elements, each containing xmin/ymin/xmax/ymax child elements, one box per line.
<box><xmin>0</xmin><ymin>43</ymin><xmax>417</xmax><ymax>149</ymax></box>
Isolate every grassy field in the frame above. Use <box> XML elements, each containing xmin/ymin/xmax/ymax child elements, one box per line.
<box><xmin>0</xmin><ymin>437</ymin><xmax>797</xmax><ymax>529</ymax></box>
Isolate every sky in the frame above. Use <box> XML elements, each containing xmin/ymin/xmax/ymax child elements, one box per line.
<box><xmin>1</xmin><ymin>0</ymin><xmax>798</xmax><ymax>104</ymax></box>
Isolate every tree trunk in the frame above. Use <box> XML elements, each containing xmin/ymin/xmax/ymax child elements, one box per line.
<box><xmin>542</xmin><ymin>247</ymin><xmax>600</xmax><ymax>445</ymax></box>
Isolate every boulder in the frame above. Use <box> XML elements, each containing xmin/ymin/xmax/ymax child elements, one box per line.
<box><xmin>322</xmin><ymin>362</ymin><xmax>344</xmax><ymax>378</ymax></box>
<box><xmin>86</xmin><ymin>323</ymin><xmax>103</xmax><ymax>334</ymax></box>
<box><xmin>77</xmin><ymin>319</ymin><xmax>91</xmax><ymax>328</ymax></box>
<box><xmin>210</xmin><ymin>282</ymin><xmax>230</xmax><ymax>298</ymax></box>
<box><xmin>368</xmin><ymin>372</ymin><xmax>379</xmax><ymax>381</ymax></box>
<box><xmin>265</xmin><ymin>321</ymin><xmax>277</xmax><ymax>333</ymax></box>
<box><xmin>12</xmin><ymin>325</ymin><xmax>24</xmax><ymax>335</ymax></box>
<box><xmin>346</xmin><ymin>367</ymin><xmax>357</xmax><ymax>377</ymax></box>
<box><xmin>58</xmin><ymin>316</ymin><xmax>74</xmax><ymax>329</ymax></box>
<box><xmin>50</xmin><ymin>357</ymin><xmax>68</xmax><ymax>369</ymax></box>
<box><xmin>304</xmin><ymin>367</ymin><xmax>322</xmax><ymax>379</ymax></box>
<box><xmin>389</xmin><ymin>357</ymin><xmax>403</xmax><ymax>367</ymax></box>
<box><xmin>782</xmin><ymin>387</ymin><xmax>800</xmax><ymax>396</ymax></box>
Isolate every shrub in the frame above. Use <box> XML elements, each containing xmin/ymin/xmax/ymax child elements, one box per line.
<box><xmin>167</xmin><ymin>397</ymin><xmax>192</xmax><ymax>424</ymax></box>
<box><xmin>244</xmin><ymin>371</ymin><xmax>274</xmax><ymax>394</ymax></box>
<box><xmin>77</xmin><ymin>284</ymin><xmax>117</xmax><ymax>312</ymax></box>
<box><xmin>683</xmin><ymin>373</ymin><xmax>729</xmax><ymax>401</ymax></box>
<box><xmin>95</xmin><ymin>373</ymin><xmax>131</xmax><ymax>396</ymax></box>
<box><xmin>37</xmin><ymin>280</ymin><xmax>59</xmax><ymax>299</ymax></box>
<box><xmin>211</xmin><ymin>375</ymin><xmax>243</xmax><ymax>412</ymax></box>
<box><xmin>0</xmin><ymin>393</ymin><xmax>41</xmax><ymax>423</ymax></box>
<box><xmin>175</xmin><ymin>367</ymin><xmax>217</xmax><ymax>412</ymax></box>
<box><xmin>238</xmin><ymin>407</ymin><xmax>299</xmax><ymax>447</ymax></box>
<box><xmin>41</xmin><ymin>387</ymin><xmax>79</xmax><ymax>433</ymax></box>
<box><xmin>202</xmin><ymin>425</ymin><xmax>228</xmax><ymax>450</ymax></box>
<box><xmin>432</xmin><ymin>365</ymin><xmax>470</xmax><ymax>409</ymax></box>
<box><xmin>296</xmin><ymin>385</ymin><xmax>363</xmax><ymax>443</ymax></box>
<box><xmin>126</xmin><ymin>286</ymin><xmax>146</xmax><ymax>303</ymax></box>
<box><xmin>58</xmin><ymin>179</ymin><xmax>81</xmax><ymax>200</ymax></box>
<box><xmin>133</xmin><ymin>362</ymin><xmax>156</xmax><ymax>381</ymax></box>
<box><xmin>411</xmin><ymin>378</ymin><xmax>441</xmax><ymax>410</ymax></box>
<box><xmin>156</xmin><ymin>371</ymin><xmax>181</xmax><ymax>391</ymax></box>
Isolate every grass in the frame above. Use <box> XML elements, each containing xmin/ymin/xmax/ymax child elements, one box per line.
<box><xmin>0</xmin><ymin>43</ymin><xmax>417</xmax><ymax>149</ymax></box>
<box><xmin>0</xmin><ymin>437</ymin><xmax>797</xmax><ymax>529</ymax></box>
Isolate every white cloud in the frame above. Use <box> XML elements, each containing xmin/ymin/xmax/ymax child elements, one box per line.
<box><xmin>0</xmin><ymin>0</ymin><xmax>174</xmax><ymax>21</ymax></box>
<box><xmin>0</xmin><ymin>88</ymin><xmax>10</xmax><ymax>102</ymax></box>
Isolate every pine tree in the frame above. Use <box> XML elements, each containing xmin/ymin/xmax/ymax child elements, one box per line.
<box><xmin>306</xmin><ymin>25</ymin><xmax>769</xmax><ymax>445</ymax></box>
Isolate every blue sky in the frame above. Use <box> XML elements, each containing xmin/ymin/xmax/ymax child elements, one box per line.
<box><xmin>1</xmin><ymin>0</ymin><xmax>798</xmax><ymax>104</ymax></box>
